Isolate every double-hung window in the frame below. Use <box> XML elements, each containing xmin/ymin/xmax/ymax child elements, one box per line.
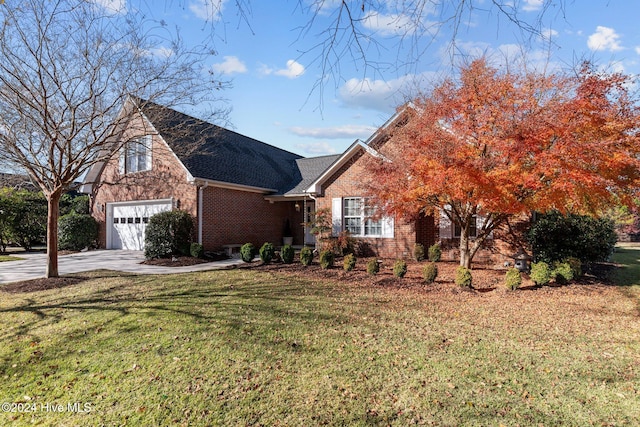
<box><xmin>336</xmin><ymin>197</ymin><xmax>391</xmax><ymax>238</ymax></box>
<box><xmin>343</xmin><ymin>197</ymin><xmax>363</xmax><ymax>235</ymax></box>
<box><xmin>120</xmin><ymin>135</ymin><xmax>152</xmax><ymax>174</ymax></box>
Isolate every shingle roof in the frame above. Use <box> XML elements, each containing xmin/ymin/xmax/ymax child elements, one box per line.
<box><xmin>138</xmin><ymin>100</ymin><xmax>304</xmax><ymax>193</ymax></box>
<box><xmin>285</xmin><ymin>155</ymin><xmax>341</xmax><ymax>196</ymax></box>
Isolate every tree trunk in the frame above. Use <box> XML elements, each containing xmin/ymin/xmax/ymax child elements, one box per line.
<box><xmin>459</xmin><ymin>231</ymin><xmax>471</xmax><ymax>269</ymax></box>
<box><xmin>45</xmin><ymin>190</ymin><xmax>63</xmax><ymax>278</ymax></box>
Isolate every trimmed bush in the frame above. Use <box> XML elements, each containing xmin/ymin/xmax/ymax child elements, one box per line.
<box><xmin>190</xmin><ymin>242</ymin><xmax>204</xmax><ymax>258</ymax></box>
<box><xmin>343</xmin><ymin>253</ymin><xmax>356</xmax><ymax>271</ymax></box>
<box><xmin>527</xmin><ymin>211</ymin><xmax>617</xmax><ymax>264</ymax></box>
<box><xmin>259</xmin><ymin>242</ymin><xmax>275</xmax><ymax>264</ymax></box>
<box><xmin>428</xmin><ymin>243</ymin><xmax>442</xmax><ymax>262</ymax></box>
<box><xmin>367</xmin><ymin>259</ymin><xmax>380</xmax><ymax>275</ymax></box>
<box><xmin>530</xmin><ymin>261</ymin><xmax>551</xmax><ymax>286</ymax></box>
<box><xmin>455</xmin><ymin>266</ymin><xmax>473</xmax><ymax>288</ymax></box>
<box><xmin>281</xmin><ymin>244</ymin><xmax>295</xmax><ymax>264</ymax></box>
<box><xmin>58</xmin><ymin>213</ymin><xmax>98</xmax><ymax>251</ymax></box>
<box><xmin>504</xmin><ymin>268</ymin><xmax>522</xmax><ymax>291</ymax></box>
<box><xmin>413</xmin><ymin>243</ymin><xmax>425</xmax><ymax>262</ymax></box>
<box><xmin>300</xmin><ymin>246</ymin><xmax>314</xmax><ymax>266</ymax></box>
<box><xmin>553</xmin><ymin>261</ymin><xmax>574</xmax><ymax>284</ymax></box>
<box><xmin>393</xmin><ymin>259</ymin><xmax>407</xmax><ymax>278</ymax></box>
<box><xmin>566</xmin><ymin>256</ymin><xmax>582</xmax><ymax>278</ymax></box>
<box><xmin>240</xmin><ymin>243</ymin><xmax>256</xmax><ymax>263</ymax></box>
<box><xmin>144</xmin><ymin>210</ymin><xmax>194</xmax><ymax>259</ymax></box>
<box><xmin>423</xmin><ymin>262</ymin><xmax>438</xmax><ymax>284</ymax></box>
<box><xmin>319</xmin><ymin>250</ymin><xmax>334</xmax><ymax>269</ymax></box>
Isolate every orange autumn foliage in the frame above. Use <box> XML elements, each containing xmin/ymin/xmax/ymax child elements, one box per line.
<box><xmin>365</xmin><ymin>58</ymin><xmax>640</xmax><ymax>267</ymax></box>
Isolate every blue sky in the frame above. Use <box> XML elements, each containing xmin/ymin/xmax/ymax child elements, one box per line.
<box><xmin>106</xmin><ymin>0</ymin><xmax>640</xmax><ymax>158</ymax></box>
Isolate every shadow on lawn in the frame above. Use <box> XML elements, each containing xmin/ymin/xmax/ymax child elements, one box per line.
<box><xmin>0</xmin><ymin>270</ymin><xmax>347</xmax><ymax>344</ymax></box>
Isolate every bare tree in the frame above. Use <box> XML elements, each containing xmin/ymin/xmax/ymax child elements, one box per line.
<box><xmin>0</xmin><ymin>0</ymin><xmax>226</xmax><ymax>277</ymax></box>
<box><xmin>186</xmin><ymin>0</ymin><xmax>565</xmax><ymax>104</ymax></box>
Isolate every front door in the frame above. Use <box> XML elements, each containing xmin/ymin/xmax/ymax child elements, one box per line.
<box><xmin>304</xmin><ymin>202</ymin><xmax>316</xmax><ymax>246</ymax></box>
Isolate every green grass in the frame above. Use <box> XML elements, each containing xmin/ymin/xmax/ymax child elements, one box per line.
<box><xmin>1</xmin><ymin>268</ymin><xmax>639</xmax><ymax>426</ymax></box>
<box><xmin>0</xmin><ymin>255</ymin><xmax>23</xmax><ymax>262</ymax></box>
<box><xmin>612</xmin><ymin>245</ymin><xmax>640</xmax><ymax>286</ymax></box>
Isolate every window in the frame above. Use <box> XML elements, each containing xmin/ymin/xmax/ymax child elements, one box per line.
<box><xmin>343</xmin><ymin>198</ymin><xmax>362</xmax><ymax>235</ymax></box>
<box><xmin>342</xmin><ymin>197</ymin><xmax>385</xmax><ymax>237</ymax></box>
<box><xmin>120</xmin><ymin>135</ymin><xmax>151</xmax><ymax>174</ymax></box>
<box><xmin>454</xmin><ymin>216</ymin><xmax>478</xmax><ymax>238</ymax></box>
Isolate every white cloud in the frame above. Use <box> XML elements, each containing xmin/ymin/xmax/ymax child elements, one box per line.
<box><xmin>261</xmin><ymin>60</ymin><xmax>306</xmax><ymax>79</ymax></box>
<box><xmin>522</xmin><ymin>0</ymin><xmax>544</xmax><ymax>12</ymax></box>
<box><xmin>540</xmin><ymin>28</ymin><xmax>558</xmax><ymax>41</ymax></box>
<box><xmin>289</xmin><ymin>124</ymin><xmax>377</xmax><ymax>139</ymax></box>
<box><xmin>91</xmin><ymin>0</ymin><xmax>126</xmax><ymax>14</ymax></box>
<box><xmin>211</xmin><ymin>56</ymin><xmax>247</xmax><ymax>75</ymax></box>
<box><xmin>588</xmin><ymin>26</ymin><xmax>623</xmax><ymax>52</ymax></box>
<box><xmin>189</xmin><ymin>0</ymin><xmax>225</xmax><ymax>21</ymax></box>
<box><xmin>149</xmin><ymin>46</ymin><xmax>174</xmax><ymax>59</ymax></box>
<box><xmin>339</xmin><ymin>73</ymin><xmax>433</xmax><ymax>112</ymax></box>
<box><xmin>362</xmin><ymin>12</ymin><xmax>416</xmax><ymax>37</ymax></box>
<box><xmin>294</xmin><ymin>142</ymin><xmax>338</xmax><ymax>155</ymax></box>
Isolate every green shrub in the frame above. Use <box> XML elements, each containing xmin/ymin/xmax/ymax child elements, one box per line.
<box><xmin>553</xmin><ymin>261</ymin><xmax>574</xmax><ymax>284</ymax></box>
<box><xmin>423</xmin><ymin>262</ymin><xmax>438</xmax><ymax>284</ymax></box>
<box><xmin>281</xmin><ymin>244</ymin><xmax>295</xmax><ymax>264</ymax></box>
<box><xmin>58</xmin><ymin>213</ymin><xmax>98</xmax><ymax>251</ymax></box>
<box><xmin>455</xmin><ymin>266</ymin><xmax>473</xmax><ymax>288</ymax></box>
<box><xmin>393</xmin><ymin>259</ymin><xmax>407</xmax><ymax>278</ymax></box>
<box><xmin>530</xmin><ymin>261</ymin><xmax>551</xmax><ymax>286</ymax></box>
<box><xmin>413</xmin><ymin>243</ymin><xmax>425</xmax><ymax>262</ymax></box>
<box><xmin>259</xmin><ymin>242</ymin><xmax>275</xmax><ymax>264</ymax></box>
<box><xmin>367</xmin><ymin>259</ymin><xmax>380</xmax><ymax>275</ymax></box>
<box><xmin>527</xmin><ymin>211</ymin><xmax>617</xmax><ymax>264</ymax></box>
<box><xmin>189</xmin><ymin>242</ymin><xmax>204</xmax><ymax>258</ymax></box>
<box><xmin>240</xmin><ymin>243</ymin><xmax>256</xmax><ymax>263</ymax></box>
<box><xmin>144</xmin><ymin>210</ymin><xmax>194</xmax><ymax>259</ymax></box>
<box><xmin>566</xmin><ymin>256</ymin><xmax>582</xmax><ymax>278</ymax></box>
<box><xmin>504</xmin><ymin>268</ymin><xmax>522</xmax><ymax>291</ymax></box>
<box><xmin>343</xmin><ymin>253</ymin><xmax>356</xmax><ymax>271</ymax></box>
<box><xmin>300</xmin><ymin>246</ymin><xmax>314</xmax><ymax>266</ymax></box>
<box><xmin>428</xmin><ymin>243</ymin><xmax>442</xmax><ymax>262</ymax></box>
<box><xmin>319</xmin><ymin>250</ymin><xmax>334</xmax><ymax>269</ymax></box>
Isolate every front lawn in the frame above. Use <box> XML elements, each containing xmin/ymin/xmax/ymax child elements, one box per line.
<box><xmin>0</xmin><ymin>263</ymin><xmax>638</xmax><ymax>426</ymax></box>
<box><xmin>0</xmin><ymin>255</ymin><xmax>23</xmax><ymax>262</ymax></box>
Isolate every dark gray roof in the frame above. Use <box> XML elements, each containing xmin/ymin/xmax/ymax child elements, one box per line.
<box><xmin>139</xmin><ymin>100</ymin><xmax>304</xmax><ymax>193</ymax></box>
<box><xmin>285</xmin><ymin>155</ymin><xmax>341</xmax><ymax>196</ymax></box>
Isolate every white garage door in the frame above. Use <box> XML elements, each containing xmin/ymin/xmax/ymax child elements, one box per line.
<box><xmin>107</xmin><ymin>200</ymin><xmax>172</xmax><ymax>250</ymax></box>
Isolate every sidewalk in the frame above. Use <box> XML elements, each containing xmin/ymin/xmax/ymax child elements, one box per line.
<box><xmin>0</xmin><ymin>250</ymin><xmax>245</xmax><ymax>284</ymax></box>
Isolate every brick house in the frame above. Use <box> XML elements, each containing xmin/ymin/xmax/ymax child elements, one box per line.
<box><xmin>83</xmin><ymin>98</ymin><xmax>518</xmax><ymax>263</ymax></box>
<box><xmin>82</xmin><ymin>98</ymin><xmax>336</xmax><ymax>251</ymax></box>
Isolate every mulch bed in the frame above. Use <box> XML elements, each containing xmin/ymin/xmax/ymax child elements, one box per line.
<box><xmin>2</xmin><ymin>252</ymin><xmax>617</xmax><ymax>295</ymax></box>
<box><xmin>2</xmin><ymin>276</ymin><xmax>89</xmax><ymax>294</ymax></box>
<box><xmin>238</xmin><ymin>257</ymin><xmax>618</xmax><ymax>293</ymax></box>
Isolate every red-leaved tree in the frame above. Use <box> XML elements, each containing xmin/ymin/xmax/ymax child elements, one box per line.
<box><xmin>365</xmin><ymin>58</ymin><xmax>640</xmax><ymax>268</ymax></box>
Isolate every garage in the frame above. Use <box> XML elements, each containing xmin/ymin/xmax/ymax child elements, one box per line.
<box><xmin>106</xmin><ymin>200</ymin><xmax>172</xmax><ymax>250</ymax></box>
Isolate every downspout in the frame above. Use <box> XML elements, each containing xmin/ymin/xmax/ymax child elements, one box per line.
<box><xmin>198</xmin><ymin>182</ymin><xmax>209</xmax><ymax>245</ymax></box>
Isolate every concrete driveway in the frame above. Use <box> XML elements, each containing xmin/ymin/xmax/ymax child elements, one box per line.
<box><xmin>0</xmin><ymin>250</ymin><xmax>244</xmax><ymax>284</ymax></box>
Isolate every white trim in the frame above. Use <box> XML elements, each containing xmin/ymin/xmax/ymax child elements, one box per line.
<box><xmin>192</xmin><ymin>177</ymin><xmax>276</xmax><ymax>194</ymax></box>
<box><xmin>197</xmin><ymin>182</ymin><xmax>208</xmax><ymax>244</ymax></box>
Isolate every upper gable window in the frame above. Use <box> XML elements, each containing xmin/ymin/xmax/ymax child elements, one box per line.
<box><xmin>120</xmin><ymin>135</ymin><xmax>152</xmax><ymax>174</ymax></box>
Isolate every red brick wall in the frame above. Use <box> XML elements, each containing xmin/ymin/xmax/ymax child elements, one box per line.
<box><xmin>316</xmin><ymin>150</ymin><xmax>420</xmax><ymax>259</ymax></box>
<box><xmin>200</xmin><ymin>186</ymin><xmax>305</xmax><ymax>250</ymax></box>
